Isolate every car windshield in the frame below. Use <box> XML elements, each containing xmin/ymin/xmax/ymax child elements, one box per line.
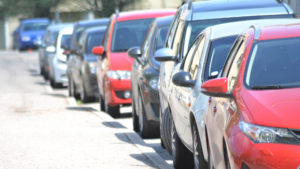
<box><xmin>86</xmin><ymin>32</ymin><xmax>104</xmax><ymax>54</ymax></box>
<box><xmin>182</xmin><ymin>14</ymin><xmax>294</xmax><ymax>57</ymax></box>
<box><xmin>111</xmin><ymin>18</ymin><xmax>154</xmax><ymax>52</ymax></box>
<box><xmin>204</xmin><ymin>36</ymin><xmax>237</xmax><ymax>81</ymax></box>
<box><xmin>21</xmin><ymin>22</ymin><xmax>49</xmax><ymax>32</ymax></box>
<box><xmin>156</xmin><ymin>26</ymin><xmax>170</xmax><ymax>51</ymax></box>
<box><xmin>244</xmin><ymin>37</ymin><xmax>300</xmax><ymax>89</ymax></box>
<box><xmin>76</xmin><ymin>26</ymin><xmax>99</xmax><ymax>41</ymax></box>
<box><xmin>47</xmin><ymin>31</ymin><xmax>59</xmax><ymax>46</ymax></box>
<box><xmin>61</xmin><ymin>35</ymin><xmax>71</xmax><ymax>49</ymax></box>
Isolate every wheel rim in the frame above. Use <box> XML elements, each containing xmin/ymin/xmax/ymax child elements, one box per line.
<box><xmin>171</xmin><ymin>119</ymin><xmax>176</xmax><ymax>161</ymax></box>
<box><xmin>193</xmin><ymin>126</ymin><xmax>200</xmax><ymax>169</ymax></box>
<box><xmin>138</xmin><ymin>95</ymin><xmax>143</xmax><ymax>132</ymax></box>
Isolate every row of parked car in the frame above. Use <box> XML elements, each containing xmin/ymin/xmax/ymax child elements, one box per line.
<box><xmin>25</xmin><ymin>0</ymin><xmax>300</xmax><ymax>168</ymax></box>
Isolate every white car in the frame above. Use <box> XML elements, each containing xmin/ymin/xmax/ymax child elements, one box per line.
<box><xmin>47</xmin><ymin>26</ymin><xmax>73</xmax><ymax>88</ymax></box>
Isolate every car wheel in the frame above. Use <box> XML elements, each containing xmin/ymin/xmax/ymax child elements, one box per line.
<box><xmin>43</xmin><ymin>67</ymin><xmax>49</xmax><ymax>81</ymax></box>
<box><xmin>81</xmin><ymin>80</ymin><xmax>94</xmax><ymax>103</ymax></box>
<box><xmin>138</xmin><ymin>92</ymin><xmax>159</xmax><ymax>138</ymax></box>
<box><xmin>99</xmin><ymin>94</ymin><xmax>105</xmax><ymax>111</ymax></box>
<box><xmin>68</xmin><ymin>76</ymin><xmax>74</xmax><ymax>97</ymax></box>
<box><xmin>73</xmin><ymin>80</ymin><xmax>80</xmax><ymax>100</ymax></box>
<box><xmin>192</xmin><ymin>122</ymin><xmax>208</xmax><ymax>169</ymax></box>
<box><xmin>161</xmin><ymin>108</ymin><xmax>172</xmax><ymax>154</ymax></box>
<box><xmin>50</xmin><ymin>76</ymin><xmax>63</xmax><ymax>89</ymax></box>
<box><xmin>171</xmin><ymin>117</ymin><xmax>194</xmax><ymax>169</ymax></box>
<box><xmin>40</xmin><ymin>66</ymin><xmax>44</xmax><ymax>75</ymax></box>
<box><xmin>104</xmin><ymin>95</ymin><xmax>120</xmax><ymax>118</ymax></box>
<box><xmin>160</xmin><ymin>108</ymin><xmax>165</xmax><ymax>149</ymax></box>
<box><xmin>132</xmin><ymin>97</ymin><xmax>140</xmax><ymax>132</ymax></box>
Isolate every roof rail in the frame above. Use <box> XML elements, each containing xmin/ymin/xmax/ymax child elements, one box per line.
<box><xmin>251</xmin><ymin>25</ymin><xmax>261</xmax><ymax>41</ymax></box>
<box><xmin>188</xmin><ymin>0</ymin><xmax>192</xmax><ymax>10</ymax></box>
<box><xmin>116</xmin><ymin>9</ymin><xmax>119</xmax><ymax>22</ymax></box>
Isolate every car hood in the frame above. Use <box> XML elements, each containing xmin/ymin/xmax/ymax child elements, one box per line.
<box><xmin>242</xmin><ymin>88</ymin><xmax>300</xmax><ymax>129</ymax></box>
<box><xmin>21</xmin><ymin>30</ymin><xmax>45</xmax><ymax>37</ymax></box>
<box><xmin>109</xmin><ymin>52</ymin><xmax>134</xmax><ymax>71</ymax></box>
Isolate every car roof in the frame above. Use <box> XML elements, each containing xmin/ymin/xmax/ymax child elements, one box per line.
<box><xmin>59</xmin><ymin>27</ymin><xmax>74</xmax><ymax>35</ymax></box>
<box><xmin>22</xmin><ymin>18</ymin><xmax>50</xmax><ymax>23</ymax></box>
<box><xmin>77</xmin><ymin>18</ymin><xmax>109</xmax><ymax>26</ymax></box>
<box><xmin>114</xmin><ymin>9</ymin><xmax>176</xmax><ymax>22</ymax></box>
<box><xmin>179</xmin><ymin>0</ymin><xmax>292</xmax><ymax>21</ymax></box>
<box><xmin>156</xmin><ymin>15</ymin><xmax>174</xmax><ymax>28</ymax></box>
<box><xmin>85</xmin><ymin>26</ymin><xmax>107</xmax><ymax>34</ymax></box>
<box><xmin>206</xmin><ymin>19</ymin><xmax>300</xmax><ymax>40</ymax></box>
<box><xmin>47</xmin><ymin>23</ymin><xmax>74</xmax><ymax>31</ymax></box>
<box><xmin>258</xmin><ymin>23</ymin><xmax>300</xmax><ymax>41</ymax></box>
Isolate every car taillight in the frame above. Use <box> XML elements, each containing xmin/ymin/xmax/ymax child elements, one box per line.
<box><xmin>63</xmin><ymin>50</ymin><xmax>69</xmax><ymax>55</ymax></box>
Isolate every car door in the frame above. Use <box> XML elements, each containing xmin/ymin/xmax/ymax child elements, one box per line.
<box><xmin>207</xmin><ymin>37</ymin><xmax>245</xmax><ymax>169</ymax></box>
<box><xmin>72</xmin><ymin>32</ymin><xmax>86</xmax><ymax>89</ymax></box>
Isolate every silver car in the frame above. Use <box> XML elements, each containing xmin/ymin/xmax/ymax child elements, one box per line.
<box><xmin>48</xmin><ymin>26</ymin><xmax>73</xmax><ymax>88</ymax></box>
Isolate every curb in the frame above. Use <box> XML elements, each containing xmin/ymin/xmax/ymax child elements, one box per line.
<box><xmin>66</xmin><ymin>97</ymin><xmax>173</xmax><ymax>169</ymax></box>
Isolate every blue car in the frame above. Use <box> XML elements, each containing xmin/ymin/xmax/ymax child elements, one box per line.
<box><xmin>13</xmin><ymin>18</ymin><xmax>50</xmax><ymax>51</ymax></box>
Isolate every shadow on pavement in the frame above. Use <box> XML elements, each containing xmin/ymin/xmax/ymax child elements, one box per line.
<box><xmin>66</xmin><ymin>107</ymin><xmax>98</xmax><ymax>112</ymax></box>
<box><xmin>42</xmin><ymin>93</ymin><xmax>66</xmax><ymax>98</ymax></box>
<box><xmin>102</xmin><ymin>122</ymin><xmax>127</xmax><ymax>129</ymax></box>
<box><xmin>129</xmin><ymin>154</ymin><xmax>158</xmax><ymax>168</ymax></box>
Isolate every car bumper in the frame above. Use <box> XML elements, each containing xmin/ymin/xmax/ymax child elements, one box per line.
<box><xmin>105</xmin><ymin>78</ymin><xmax>132</xmax><ymax>106</ymax></box>
<box><xmin>228</xmin><ymin>129</ymin><xmax>300</xmax><ymax>169</ymax></box>
<box><xmin>19</xmin><ymin>41</ymin><xmax>38</xmax><ymax>49</ymax></box>
<box><xmin>53</xmin><ymin>62</ymin><xmax>68</xmax><ymax>83</ymax></box>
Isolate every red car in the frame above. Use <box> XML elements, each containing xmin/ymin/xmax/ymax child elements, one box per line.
<box><xmin>93</xmin><ymin>9</ymin><xmax>175</xmax><ymax>118</ymax></box>
<box><xmin>201</xmin><ymin>22</ymin><xmax>300</xmax><ymax>169</ymax></box>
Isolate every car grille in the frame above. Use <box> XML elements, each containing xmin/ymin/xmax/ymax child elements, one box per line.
<box><xmin>290</xmin><ymin>129</ymin><xmax>300</xmax><ymax>140</ymax></box>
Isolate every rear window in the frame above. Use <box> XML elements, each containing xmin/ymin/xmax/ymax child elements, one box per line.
<box><xmin>61</xmin><ymin>35</ymin><xmax>71</xmax><ymax>49</ymax></box>
<box><xmin>86</xmin><ymin>32</ymin><xmax>104</xmax><ymax>54</ymax></box>
<box><xmin>244</xmin><ymin>37</ymin><xmax>300</xmax><ymax>89</ymax></box>
<box><xmin>111</xmin><ymin>18</ymin><xmax>154</xmax><ymax>52</ymax></box>
<box><xmin>204</xmin><ymin>36</ymin><xmax>237</xmax><ymax>81</ymax></box>
<box><xmin>182</xmin><ymin>14</ymin><xmax>294</xmax><ymax>57</ymax></box>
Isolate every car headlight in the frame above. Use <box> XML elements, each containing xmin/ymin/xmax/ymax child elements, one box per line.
<box><xmin>239</xmin><ymin>121</ymin><xmax>300</xmax><ymax>144</ymax></box>
<box><xmin>149</xmin><ymin>78</ymin><xmax>158</xmax><ymax>89</ymax></box>
<box><xmin>22</xmin><ymin>36</ymin><xmax>30</xmax><ymax>41</ymax></box>
<box><xmin>107</xmin><ymin>71</ymin><xmax>131</xmax><ymax>80</ymax></box>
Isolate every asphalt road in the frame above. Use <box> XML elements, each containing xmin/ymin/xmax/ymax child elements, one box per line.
<box><xmin>0</xmin><ymin>50</ymin><xmax>172</xmax><ymax>168</ymax></box>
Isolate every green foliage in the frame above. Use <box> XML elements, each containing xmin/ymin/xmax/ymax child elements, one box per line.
<box><xmin>0</xmin><ymin>0</ymin><xmax>64</xmax><ymax>18</ymax></box>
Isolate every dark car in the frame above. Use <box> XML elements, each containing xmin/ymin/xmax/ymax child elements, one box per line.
<box><xmin>155</xmin><ymin>0</ymin><xmax>296</xmax><ymax>168</ymax></box>
<box><xmin>38</xmin><ymin>24</ymin><xmax>73</xmax><ymax>80</ymax></box>
<box><xmin>13</xmin><ymin>18</ymin><xmax>50</xmax><ymax>51</ymax></box>
<box><xmin>127</xmin><ymin>16</ymin><xmax>174</xmax><ymax>138</ymax></box>
<box><xmin>66</xmin><ymin>18</ymin><xmax>109</xmax><ymax>99</ymax></box>
<box><xmin>67</xmin><ymin>27</ymin><xmax>106</xmax><ymax>103</ymax></box>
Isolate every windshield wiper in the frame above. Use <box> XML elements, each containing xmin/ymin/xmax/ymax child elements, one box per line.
<box><xmin>114</xmin><ymin>49</ymin><xmax>129</xmax><ymax>52</ymax></box>
<box><xmin>251</xmin><ymin>85</ymin><xmax>282</xmax><ymax>90</ymax></box>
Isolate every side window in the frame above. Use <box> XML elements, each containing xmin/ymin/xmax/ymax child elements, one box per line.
<box><xmin>171</xmin><ymin>21</ymin><xmax>184</xmax><ymax>57</ymax></box>
<box><xmin>103</xmin><ymin>20</ymin><xmax>112</xmax><ymax>50</ymax></box>
<box><xmin>141</xmin><ymin>23</ymin><xmax>155</xmax><ymax>59</ymax></box>
<box><xmin>189</xmin><ymin>36</ymin><xmax>206</xmax><ymax>80</ymax></box>
<box><xmin>227</xmin><ymin>40</ymin><xmax>246</xmax><ymax>92</ymax></box>
<box><xmin>166</xmin><ymin>12</ymin><xmax>180</xmax><ymax>48</ymax></box>
<box><xmin>222</xmin><ymin>37</ymin><xmax>243</xmax><ymax>77</ymax></box>
<box><xmin>78</xmin><ymin>31</ymin><xmax>86</xmax><ymax>50</ymax></box>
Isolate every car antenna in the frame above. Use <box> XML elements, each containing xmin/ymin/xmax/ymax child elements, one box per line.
<box><xmin>116</xmin><ymin>9</ymin><xmax>119</xmax><ymax>22</ymax></box>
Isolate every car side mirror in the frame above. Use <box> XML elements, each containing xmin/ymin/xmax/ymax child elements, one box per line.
<box><xmin>127</xmin><ymin>47</ymin><xmax>141</xmax><ymax>59</ymax></box>
<box><xmin>200</xmin><ymin>78</ymin><xmax>232</xmax><ymax>98</ymax></box>
<box><xmin>154</xmin><ymin>48</ymin><xmax>177</xmax><ymax>62</ymax></box>
<box><xmin>172</xmin><ymin>71</ymin><xmax>196</xmax><ymax>87</ymax></box>
<box><xmin>93</xmin><ymin>46</ymin><xmax>104</xmax><ymax>55</ymax></box>
<box><xmin>46</xmin><ymin>46</ymin><xmax>55</xmax><ymax>53</ymax></box>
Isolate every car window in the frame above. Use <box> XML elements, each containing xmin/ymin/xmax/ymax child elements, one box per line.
<box><xmin>141</xmin><ymin>23</ymin><xmax>155</xmax><ymax>59</ymax></box>
<box><xmin>78</xmin><ymin>31</ymin><xmax>87</xmax><ymax>49</ymax></box>
<box><xmin>183</xmin><ymin>36</ymin><xmax>202</xmax><ymax>72</ymax></box>
<box><xmin>111</xmin><ymin>18</ymin><xmax>154</xmax><ymax>52</ymax></box>
<box><xmin>46</xmin><ymin>31</ymin><xmax>59</xmax><ymax>46</ymax></box>
<box><xmin>60</xmin><ymin>34</ymin><xmax>71</xmax><ymax>49</ymax></box>
<box><xmin>103</xmin><ymin>20</ymin><xmax>112</xmax><ymax>50</ymax></box>
<box><xmin>204</xmin><ymin>36</ymin><xmax>238</xmax><ymax>81</ymax></box>
<box><xmin>171</xmin><ymin>21</ymin><xmax>184</xmax><ymax>58</ymax></box>
<box><xmin>227</xmin><ymin>40</ymin><xmax>246</xmax><ymax>92</ymax></box>
<box><xmin>155</xmin><ymin>26</ymin><xmax>170</xmax><ymax>52</ymax></box>
<box><xmin>189</xmin><ymin>36</ymin><xmax>206</xmax><ymax>80</ymax></box>
<box><xmin>86</xmin><ymin>32</ymin><xmax>104</xmax><ymax>54</ymax></box>
<box><xmin>244</xmin><ymin>37</ymin><xmax>300</xmax><ymax>89</ymax></box>
<box><xmin>222</xmin><ymin>37</ymin><xmax>243</xmax><ymax>77</ymax></box>
<box><xmin>166</xmin><ymin>12</ymin><xmax>180</xmax><ymax>48</ymax></box>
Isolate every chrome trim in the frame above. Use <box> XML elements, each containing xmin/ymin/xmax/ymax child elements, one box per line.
<box><xmin>192</xmin><ymin>7</ymin><xmax>287</xmax><ymax>21</ymax></box>
<box><xmin>283</xmin><ymin>3</ymin><xmax>294</xmax><ymax>14</ymax></box>
<box><xmin>251</xmin><ymin>25</ymin><xmax>261</xmax><ymax>41</ymax></box>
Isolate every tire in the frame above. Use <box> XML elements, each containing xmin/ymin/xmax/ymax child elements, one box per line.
<box><xmin>81</xmin><ymin>80</ymin><xmax>94</xmax><ymax>103</ymax></box>
<box><xmin>73</xmin><ymin>80</ymin><xmax>80</xmax><ymax>100</ymax></box>
<box><xmin>50</xmin><ymin>76</ymin><xmax>63</xmax><ymax>89</ymax></box>
<box><xmin>43</xmin><ymin>67</ymin><xmax>49</xmax><ymax>81</ymax></box>
<box><xmin>132</xmin><ymin>97</ymin><xmax>140</xmax><ymax>132</ymax></box>
<box><xmin>104</xmin><ymin>95</ymin><xmax>120</xmax><ymax>118</ymax></box>
<box><xmin>192</xmin><ymin>122</ymin><xmax>208</xmax><ymax>169</ymax></box>
<box><xmin>40</xmin><ymin>66</ymin><xmax>43</xmax><ymax>75</ymax></box>
<box><xmin>161</xmin><ymin>108</ymin><xmax>172</xmax><ymax>154</ymax></box>
<box><xmin>171</xmin><ymin>117</ymin><xmax>194</xmax><ymax>169</ymax></box>
<box><xmin>68</xmin><ymin>75</ymin><xmax>74</xmax><ymax>97</ymax></box>
<box><xmin>138</xmin><ymin>92</ymin><xmax>159</xmax><ymax>138</ymax></box>
<box><xmin>99</xmin><ymin>94</ymin><xmax>105</xmax><ymax>112</ymax></box>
